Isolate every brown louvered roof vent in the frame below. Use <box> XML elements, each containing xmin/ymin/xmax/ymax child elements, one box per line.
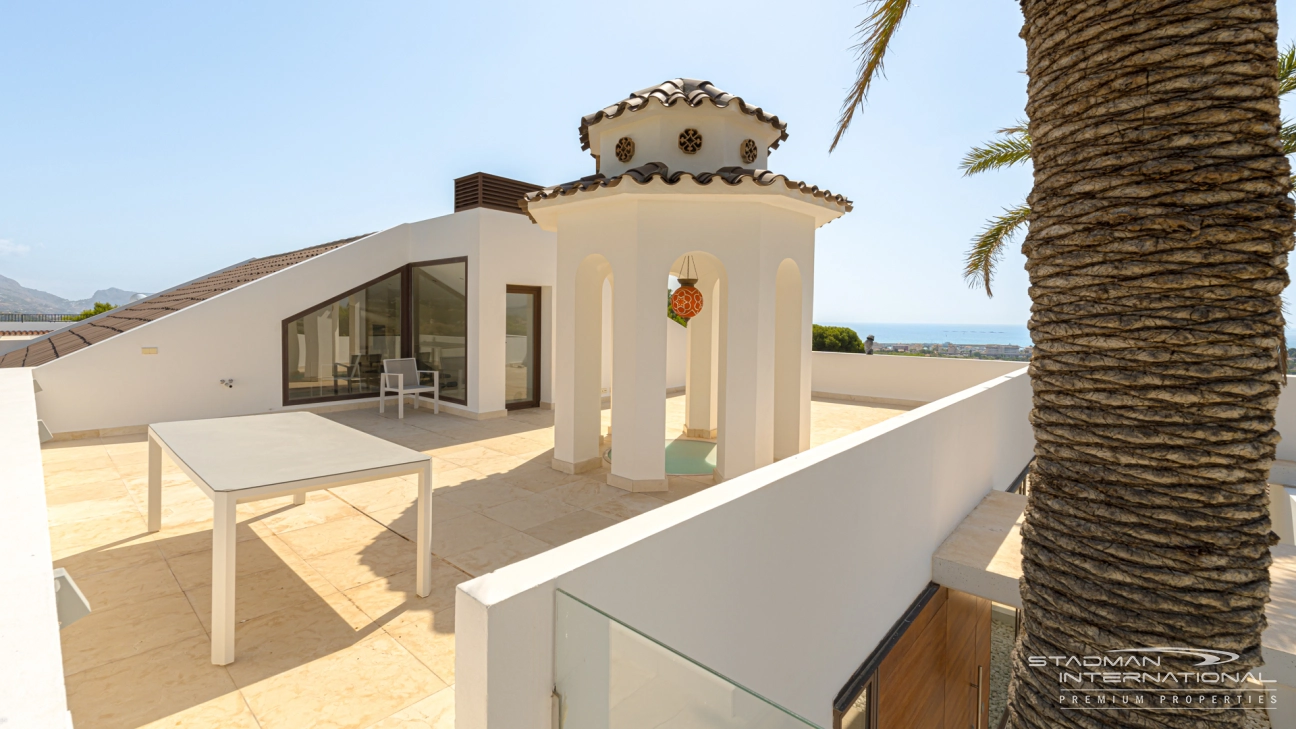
<box><xmin>454</xmin><ymin>172</ymin><xmax>542</xmax><ymax>215</ymax></box>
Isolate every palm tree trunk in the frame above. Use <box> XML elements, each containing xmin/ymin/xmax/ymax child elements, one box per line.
<box><xmin>1010</xmin><ymin>1</ymin><xmax>1293</xmax><ymax>727</ymax></box>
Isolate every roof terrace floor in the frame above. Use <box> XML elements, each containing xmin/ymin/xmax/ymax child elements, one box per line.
<box><xmin>45</xmin><ymin>394</ymin><xmax>907</xmax><ymax>729</ymax></box>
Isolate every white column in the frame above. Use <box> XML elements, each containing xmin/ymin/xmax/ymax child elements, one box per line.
<box><xmin>773</xmin><ymin>260</ymin><xmax>805</xmax><ymax>460</ymax></box>
<box><xmin>608</xmin><ymin>254</ymin><xmax>667</xmax><ymax>492</ymax></box>
<box><xmin>553</xmin><ymin>257</ymin><xmax>606</xmax><ymax>474</ymax></box>
<box><xmin>683</xmin><ymin>274</ymin><xmax>719</xmax><ymax>440</ymax></box>
<box><xmin>716</xmin><ymin>266</ymin><xmax>775</xmax><ymax>481</ymax></box>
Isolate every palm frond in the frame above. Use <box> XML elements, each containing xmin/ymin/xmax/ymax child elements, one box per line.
<box><xmin>965</xmin><ymin>202</ymin><xmax>1031</xmax><ymax>297</ymax></box>
<box><xmin>830</xmin><ymin>0</ymin><xmax>913</xmax><ymax>152</ymax></box>
<box><xmin>1282</xmin><ymin>118</ymin><xmax>1296</xmax><ymax>156</ymax></box>
<box><xmin>1280</xmin><ymin>42</ymin><xmax>1296</xmax><ymax>97</ymax></box>
<box><xmin>961</xmin><ymin>127</ymin><xmax>1032</xmax><ymax>176</ymax></box>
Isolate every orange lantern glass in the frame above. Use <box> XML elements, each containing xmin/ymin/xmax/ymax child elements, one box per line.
<box><xmin>671</xmin><ymin>255</ymin><xmax>704</xmax><ymax>319</ymax></box>
<box><xmin>671</xmin><ymin>284</ymin><xmax>704</xmax><ymax>319</ymax></box>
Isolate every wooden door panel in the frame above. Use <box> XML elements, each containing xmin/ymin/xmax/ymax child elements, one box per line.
<box><xmin>878</xmin><ymin>588</ymin><xmax>948</xmax><ymax>729</ymax></box>
<box><xmin>871</xmin><ymin>587</ymin><xmax>992</xmax><ymax>729</ymax></box>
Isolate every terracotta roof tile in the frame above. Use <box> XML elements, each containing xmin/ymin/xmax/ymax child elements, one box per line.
<box><xmin>521</xmin><ymin>162</ymin><xmax>852</xmax><ymax>219</ymax></box>
<box><xmin>0</xmin><ymin>234</ymin><xmax>369</xmax><ymax>368</ymax></box>
<box><xmin>579</xmin><ymin>79</ymin><xmax>789</xmax><ymax>152</ymax></box>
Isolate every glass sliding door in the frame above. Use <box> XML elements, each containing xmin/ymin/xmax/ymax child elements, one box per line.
<box><xmin>284</xmin><ymin>272</ymin><xmax>402</xmax><ymax>402</ymax></box>
<box><xmin>411</xmin><ymin>258</ymin><xmax>468</xmax><ymax>404</ymax></box>
<box><xmin>505</xmin><ymin>285</ymin><xmax>540</xmax><ymax>409</ymax></box>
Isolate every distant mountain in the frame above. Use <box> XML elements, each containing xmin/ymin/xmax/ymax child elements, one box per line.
<box><xmin>0</xmin><ymin>274</ymin><xmax>149</xmax><ymax>314</ymax></box>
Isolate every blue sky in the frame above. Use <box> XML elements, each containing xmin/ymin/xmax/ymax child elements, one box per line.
<box><xmin>2</xmin><ymin>1</ymin><xmax>1294</xmax><ymax>324</ymax></box>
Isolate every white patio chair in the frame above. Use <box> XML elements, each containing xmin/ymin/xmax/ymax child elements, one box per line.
<box><xmin>379</xmin><ymin>358</ymin><xmax>439</xmax><ymax>418</ymax></box>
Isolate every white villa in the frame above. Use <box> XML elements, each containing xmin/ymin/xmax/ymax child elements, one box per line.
<box><xmin>7</xmin><ymin>78</ymin><xmax>1296</xmax><ymax>729</ymax></box>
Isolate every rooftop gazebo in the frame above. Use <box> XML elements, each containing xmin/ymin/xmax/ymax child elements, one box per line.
<box><xmin>524</xmin><ymin>78</ymin><xmax>851</xmax><ymax>490</ymax></box>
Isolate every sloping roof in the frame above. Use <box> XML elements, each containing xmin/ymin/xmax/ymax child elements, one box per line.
<box><xmin>521</xmin><ymin>162</ymin><xmax>852</xmax><ymax>218</ymax></box>
<box><xmin>579</xmin><ymin>79</ymin><xmax>789</xmax><ymax>152</ymax></box>
<box><xmin>0</xmin><ymin>234</ymin><xmax>369</xmax><ymax>368</ymax></box>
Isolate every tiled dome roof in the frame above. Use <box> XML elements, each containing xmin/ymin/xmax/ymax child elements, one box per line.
<box><xmin>579</xmin><ymin>79</ymin><xmax>789</xmax><ymax>152</ymax></box>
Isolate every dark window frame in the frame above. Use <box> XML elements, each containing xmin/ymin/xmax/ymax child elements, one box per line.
<box><xmin>407</xmin><ymin>256</ymin><xmax>470</xmax><ymax>407</ymax></box>
<box><xmin>831</xmin><ymin>582</ymin><xmax>940</xmax><ymax>729</ymax></box>
<box><xmin>504</xmin><ymin>284</ymin><xmax>542</xmax><ymax>410</ymax></box>
<box><xmin>280</xmin><ymin>256</ymin><xmax>471</xmax><ymax>407</ymax></box>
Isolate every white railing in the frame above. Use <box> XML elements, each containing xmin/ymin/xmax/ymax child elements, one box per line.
<box><xmin>455</xmin><ymin>364</ymin><xmax>1034</xmax><ymax>728</ymax></box>
<box><xmin>0</xmin><ymin>368</ymin><xmax>71</xmax><ymax>727</ymax></box>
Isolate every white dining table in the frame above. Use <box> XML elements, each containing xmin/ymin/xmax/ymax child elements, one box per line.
<box><xmin>146</xmin><ymin>411</ymin><xmax>433</xmax><ymax>665</ymax></box>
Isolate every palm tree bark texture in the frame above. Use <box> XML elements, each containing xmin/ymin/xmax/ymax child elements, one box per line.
<box><xmin>1010</xmin><ymin>1</ymin><xmax>1293</xmax><ymax>727</ymax></box>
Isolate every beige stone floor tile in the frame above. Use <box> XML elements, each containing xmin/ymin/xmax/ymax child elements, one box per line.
<box><xmin>222</xmin><ymin>592</ymin><xmax>375</xmax><ymax>688</ymax></box>
<box><xmin>46</xmin><ymin>483</ymin><xmax>140</xmax><ymax>526</ymax></box>
<box><xmin>546</xmin><ymin>477</ymin><xmax>622</xmax><ymax>509</ymax></box>
<box><xmin>276</xmin><ymin>513</ymin><xmax>391</xmax><ymax>560</ymax></box>
<box><xmin>343</xmin><ymin>562</ymin><xmax>470</xmax><ymax>623</ymax></box>
<box><xmin>138</xmin><ymin>690</ymin><xmax>260</xmax><ymax>729</ymax></box>
<box><xmin>64</xmin><ymin>634</ymin><xmax>242</xmax><ymax>729</ymax></box>
<box><xmin>60</xmin><ymin>592</ymin><xmax>207</xmax><ymax>675</ymax></box>
<box><xmin>253</xmin><ymin>492</ymin><xmax>365</xmax><ymax>534</ymax></box>
<box><xmin>437</xmin><ymin>478</ymin><xmax>532</xmax><ymax>512</ymax></box>
<box><xmin>45</xmin><ymin>465</ymin><xmax>123</xmax><ymax>490</ymax></box>
<box><xmin>430</xmin><ymin>512</ymin><xmax>520</xmax><ymax>557</ymax></box>
<box><xmin>498</xmin><ymin>464</ymin><xmax>584</xmax><ymax>493</ymax></box>
<box><xmin>305</xmin><ymin>529</ymin><xmax>417</xmax><ymax>591</ymax></box>
<box><xmin>429</xmin><ymin>466</ymin><xmax>488</xmax><ymax>490</ymax></box>
<box><xmin>369</xmin><ymin>498</ymin><xmax>472</xmax><ymax>541</ymax></box>
<box><xmin>42</xmin><ymin>453</ymin><xmax>117</xmax><ymax>475</ymax></box>
<box><xmin>186</xmin><ymin>559</ymin><xmax>338</xmax><ymax>631</ymax></box>
<box><xmin>240</xmin><ymin>630</ymin><xmax>445</xmax><ymax>729</ymax></box>
<box><xmin>474</xmin><ymin>434</ymin><xmax>552</xmax><ymax>458</ymax></box>
<box><xmin>444</xmin><ymin>531</ymin><xmax>550</xmax><ymax>577</ymax></box>
<box><xmin>49</xmin><ymin>510</ymin><xmax>150</xmax><ymax>561</ymax></box>
<box><xmin>74</xmin><ymin>558</ymin><xmax>184</xmax><ymax>612</ymax></box>
<box><xmin>147</xmin><ymin>518</ymin><xmax>269</xmax><ymax>560</ymax></box>
<box><xmin>165</xmin><ymin>534</ymin><xmax>303</xmax><ymax>591</ymax></box>
<box><xmin>367</xmin><ymin>685</ymin><xmax>454</xmax><ymax>729</ymax></box>
<box><xmin>651</xmin><ymin>478</ymin><xmax>713</xmax><ymax>503</ymax></box>
<box><xmin>330</xmin><ymin>477</ymin><xmax>419</xmax><ymax>514</ymax></box>
<box><xmin>483</xmin><ymin>492</ymin><xmax>579</xmax><ymax>531</ymax></box>
<box><xmin>463</xmin><ymin>453</ymin><xmax>526</xmax><ymax>476</ymax></box>
<box><xmin>382</xmin><ymin>607</ymin><xmax>457</xmax><ymax>685</ymax></box>
<box><xmin>56</xmin><ymin>538</ymin><xmax>168</xmax><ymax>580</ymax></box>
<box><xmin>587</xmin><ymin>492</ymin><xmax>665</xmax><ymax>522</ymax></box>
<box><xmin>525</xmin><ymin>510</ymin><xmax>619</xmax><ymax>547</ymax></box>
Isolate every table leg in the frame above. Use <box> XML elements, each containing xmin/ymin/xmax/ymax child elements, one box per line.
<box><xmin>292</xmin><ymin>492</ymin><xmax>306</xmax><ymax>505</ymax></box>
<box><xmin>212</xmin><ymin>494</ymin><xmax>237</xmax><ymax>665</ymax></box>
<box><xmin>147</xmin><ymin>435</ymin><xmax>162</xmax><ymax>533</ymax></box>
<box><xmin>416</xmin><ymin>462</ymin><xmax>434</xmax><ymax>597</ymax></box>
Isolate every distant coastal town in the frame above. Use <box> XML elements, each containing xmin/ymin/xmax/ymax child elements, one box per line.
<box><xmin>812</xmin><ymin>324</ymin><xmax>1032</xmax><ymax>362</ymax></box>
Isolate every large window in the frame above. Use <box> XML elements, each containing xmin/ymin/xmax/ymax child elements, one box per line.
<box><xmin>285</xmin><ymin>273</ymin><xmax>403</xmax><ymax>402</ymax></box>
<box><xmin>282</xmin><ymin>258</ymin><xmax>469</xmax><ymax>406</ymax></box>
<box><xmin>411</xmin><ymin>259</ymin><xmax>468</xmax><ymax>403</ymax></box>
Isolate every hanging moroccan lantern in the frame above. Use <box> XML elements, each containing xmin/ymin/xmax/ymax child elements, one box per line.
<box><xmin>671</xmin><ymin>256</ymin><xmax>704</xmax><ymax>319</ymax></box>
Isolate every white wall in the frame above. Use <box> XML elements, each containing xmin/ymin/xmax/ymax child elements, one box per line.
<box><xmin>30</xmin><ymin>208</ymin><xmax>555</xmax><ymax>433</ymax></box>
<box><xmin>812</xmin><ymin>351</ymin><xmax>1026</xmax><ymax>405</ymax></box>
<box><xmin>1278</xmin><ymin>386</ymin><xmax>1296</xmax><ymax>463</ymax></box>
<box><xmin>456</xmin><ymin>367</ymin><xmax>1035</xmax><ymax>728</ymax></box>
<box><xmin>468</xmin><ymin>211</ymin><xmax>559</xmax><ymax>414</ymax></box>
<box><xmin>0</xmin><ymin>368</ymin><xmax>70</xmax><ymax>728</ymax></box>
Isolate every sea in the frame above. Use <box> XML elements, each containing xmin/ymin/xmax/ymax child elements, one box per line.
<box><xmin>822</xmin><ymin>322</ymin><xmax>1034</xmax><ymax>347</ymax></box>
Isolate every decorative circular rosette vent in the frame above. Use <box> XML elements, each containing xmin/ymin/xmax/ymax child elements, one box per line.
<box><xmin>740</xmin><ymin>139</ymin><xmax>758</xmax><ymax>165</ymax></box>
<box><xmin>678</xmin><ymin>128</ymin><xmax>703</xmax><ymax>155</ymax></box>
<box><xmin>615</xmin><ymin>137</ymin><xmax>635</xmax><ymax>163</ymax></box>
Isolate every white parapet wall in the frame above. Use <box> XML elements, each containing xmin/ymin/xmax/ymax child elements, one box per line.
<box><xmin>0</xmin><ymin>368</ymin><xmax>71</xmax><ymax>727</ymax></box>
<box><xmin>455</xmin><ymin>367</ymin><xmax>1034</xmax><ymax>728</ymax></box>
<box><xmin>810</xmin><ymin>351</ymin><xmax>1027</xmax><ymax>407</ymax></box>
